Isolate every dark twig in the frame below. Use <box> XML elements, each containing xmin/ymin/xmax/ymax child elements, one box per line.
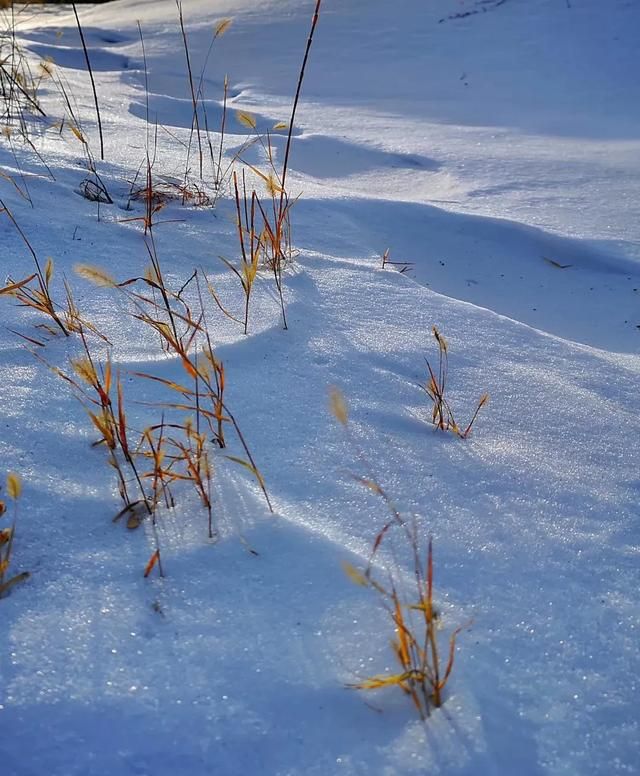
<box><xmin>72</xmin><ymin>3</ymin><xmax>105</xmax><ymax>160</ymax></box>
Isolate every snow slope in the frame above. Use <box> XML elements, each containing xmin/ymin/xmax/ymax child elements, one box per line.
<box><xmin>1</xmin><ymin>0</ymin><xmax>639</xmax><ymax>774</ymax></box>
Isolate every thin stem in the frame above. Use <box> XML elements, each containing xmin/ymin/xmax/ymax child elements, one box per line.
<box><xmin>178</xmin><ymin>1</ymin><xmax>203</xmax><ymax>179</ymax></box>
<box><xmin>278</xmin><ymin>0</ymin><xmax>322</xmax><ymax>216</ymax></box>
<box><xmin>72</xmin><ymin>3</ymin><xmax>104</xmax><ymax>160</ymax></box>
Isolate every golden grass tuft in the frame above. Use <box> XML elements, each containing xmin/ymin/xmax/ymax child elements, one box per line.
<box><xmin>214</xmin><ymin>18</ymin><xmax>233</xmax><ymax>38</ymax></box>
<box><xmin>74</xmin><ymin>264</ymin><xmax>117</xmax><ymax>288</ymax></box>
<box><xmin>329</xmin><ymin>386</ymin><xmax>348</xmax><ymax>426</ymax></box>
<box><xmin>236</xmin><ymin>110</ymin><xmax>257</xmax><ymax>130</ymax></box>
<box><xmin>344</xmin><ymin>538</ymin><xmax>465</xmax><ymax>718</ymax></box>
<box><xmin>72</xmin><ymin>243</ymin><xmax>273</xmax><ymax>560</ymax></box>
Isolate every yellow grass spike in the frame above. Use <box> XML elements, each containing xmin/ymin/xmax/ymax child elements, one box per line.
<box><xmin>39</xmin><ymin>59</ymin><xmax>55</xmax><ymax>78</ymax></box>
<box><xmin>7</xmin><ymin>473</ymin><xmax>21</xmax><ymax>500</ymax></box>
<box><xmin>45</xmin><ymin>257</ymin><xmax>54</xmax><ymax>286</ymax></box>
<box><xmin>239</xmin><ymin>161</ymin><xmax>272</xmax><ymax>187</ymax></box>
<box><xmin>87</xmin><ymin>410</ymin><xmax>115</xmax><ymax>448</ymax></box>
<box><xmin>70</xmin><ymin>125</ymin><xmax>86</xmax><ymax>145</ymax></box>
<box><xmin>103</xmin><ymin>360</ymin><xmax>112</xmax><ymax>396</ymax></box>
<box><xmin>350</xmin><ymin>672</ymin><xmax>414</xmax><ymax>690</ymax></box>
<box><xmin>393</xmin><ymin>596</ymin><xmax>411</xmax><ymax>669</ymax></box>
<box><xmin>71</xmin><ymin>357</ymin><xmax>98</xmax><ymax>387</ymax></box>
<box><xmin>341</xmin><ymin>561</ymin><xmax>368</xmax><ymax>587</ymax></box>
<box><xmin>224</xmin><ymin>455</ymin><xmax>267</xmax><ymax>492</ymax></box>
<box><xmin>214</xmin><ymin>18</ymin><xmax>232</xmax><ymax>37</ymax></box>
<box><xmin>273</xmin><ymin>122</ymin><xmax>288</xmax><ymax>131</ymax></box>
<box><xmin>242</xmin><ymin>253</ymin><xmax>259</xmax><ymax>287</ymax></box>
<box><xmin>236</xmin><ymin>111</ymin><xmax>257</xmax><ymax>130</ymax></box>
<box><xmin>152</xmin><ymin>321</ymin><xmax>177</xmax><ymax>349</ymax></box>
<box><xmin>461</xmin><ymin>392</ymin><xmax>490</xmax><ymax>438</ymax></box>
<box><xmin>266</xmin><ymin>173</ymin><xmax>283</xmax><ymax>197</ymax></box>
<box><xmin>353</xmin><ymin>476</ymin><xmax>384</xmax><ymax>496</ymax></box>
<box><xmin>74</xmin><ymin>263</ymin><xmax>116</xmax><ymax>287</ymax></box>
<box><xmin>133</xmin><ymin>372</ymin><xmax>193</xmax><ymax>396</ymax></box>
<box><xmin>329</xmin><ymin>387</ymin><xmax>348</xmax><ymax>426</ymax></box>
<box><xmin>432</xmin><ymin>325</ymin><xmax>447</xmax><ymax>353</ymax></box>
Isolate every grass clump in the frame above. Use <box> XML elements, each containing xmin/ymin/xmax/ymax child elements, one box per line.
<box><xmin>0</xmin><ymin>472</ymin><xmax>30</xmax><ymax>598</ymax></box>
<box><xmin>344</xmin><ymin>537</ymin><xmax>463</xmax><ymax>717</ymax></box>
<box><xmin>423</xmin><ymin>326</ymin><xmax>488</xmax><ymax>438</ymax></box>
<box><xmin>72</xmin><ymin>257</ymin><xmax>272</xmax><ymax>559</ymax></box>
<box><xmin>331</xmin><ymin>387</ymin><xmax>466</xmax><ymax>719</ymax></box>
<box><xmin>217</xmin><ymin>0</ymin><xmax>324</xmax><ymax>332</ymax></box>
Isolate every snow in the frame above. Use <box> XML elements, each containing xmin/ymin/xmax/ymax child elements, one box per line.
<box><xmin>1</xmin><ymin>0</ymin><xmax>639</xmax><ymax>774</ymax></box>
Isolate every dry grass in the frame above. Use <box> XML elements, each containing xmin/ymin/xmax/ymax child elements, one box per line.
<box><xmin>177</xmin><ymin>6</ymin><xmax>233</xmax><ymax>191</ymax></box>
<box><xmin>73</xmin><ymin>252</ymin><xmax>273</xmax><ymax>545</ymax></box>
<box><xmin>130</xmin><ymin>177</ymin><xmax>213</xmax><ymax>210</ymax></box>
<box><xmin>60</xmin><ymin>94</ymin><xmax>113</xmax><ymax>207</ymax></box>
<box><xmin>63</xmin><ymin>112</ymin><xmax>274</xmax><ymax>563</ymax></box>
<box><xmin>0</xmin><ymin>199</ymin><xmax>106</xmax><ymax>341</ymax></box>
<box><xmin>0</xmin><ymin>472</ymin><xmax>29</xmax><ymax>598</ymax></box>
<box><xmin>39</xmin><ymin>328</ymin><xmax>159</xmax><ymax>529</ymax></box>
<box><xmin>219</xmin><ymin>168</ymin><xmax>265</xmax><ymax>334</ymax></box>
<box><xmin>331</xmin><ymin>387</ymin><xmax>466</xmax><ymax>719</ymax></box>
<box><xmin>381</xmin><ymin>248</ymin><xmax>412</xmax><ymax>274</ymax></box>
<box><xmin>344</xmin><ymin>536</ymin><xmax>464</xmax><ymax>717</ymax></box>
<box><xmin>211</xmin><ymin>114</ymin><xmax>294</xmax><ymax>333</ymax></box>
<box><xmin>71</xmin><ymin>2</ymin><xmax>104</xmax><ymax>160</ymax></box>
<box><xmin>423</xmin><ymin>326</ymin><xmax>488</xmax><ymax>438</ymax></box>
<box><xmin>0</xmin><ymin>4</ymin><xmax>47</xmax><ymax>129</ymax></box>
<box><xmin>0</xmin><ymin>0</ymin><xmax>331</xmax><ymax>581</ymax></box>
<box><xmin>219</xmin><ymin>0</ymin><xmax>324</xmax><ymax>332</ymax></box>
<box><xmin>0</xmin><ymin>9</ymin><xmax>106</xmax><ymax>189</ymax></box>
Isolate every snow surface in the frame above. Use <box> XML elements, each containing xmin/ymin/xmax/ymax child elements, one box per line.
<box><xmin>1</xmin><ymin>0</ymin><xmax>639</xmax><ymax>774</ymax></box>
